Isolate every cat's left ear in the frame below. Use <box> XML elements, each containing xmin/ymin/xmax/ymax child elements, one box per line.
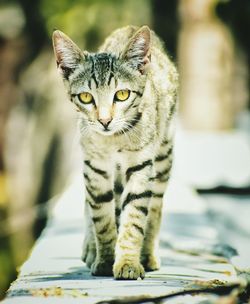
<box><xmin>123</xmin><ymin>26</ymin><xmax>151</xmax><ymax>74</ymax></box>
<box><xmin>52</xmin><ymin>30</ymin><xmax>85</xmax><ymax>79</ymax></box>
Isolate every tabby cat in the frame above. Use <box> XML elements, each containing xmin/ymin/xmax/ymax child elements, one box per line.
<box><xmin>52</xmin><ymin>25</ymin><xmax>178</xmax><ymax>280</ymax></box>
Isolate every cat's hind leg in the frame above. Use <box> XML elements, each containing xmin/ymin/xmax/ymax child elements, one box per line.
<box><xmin>141</xmin><ymin>141</ymin><xmax>172</xmax><ymax>271</ymax></box>
<box><xmin>141</xmin><ymin>195</ymin><xmax>163</xmax><ymax>271</ymax></box>
<box><xmin>82</xmin><ymin>220</ymin><xmax>96</xmax><ymax>268</ymax></box>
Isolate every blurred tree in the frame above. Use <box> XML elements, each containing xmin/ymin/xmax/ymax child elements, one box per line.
<box><xmin>18</xmin><ymin>0</ymin><xmax>48</xmax><ymax>61</ymax></box>
<box><xmin>0</xmin><ymin>3</ymin><xmax>27</xmax><ymax>298</ymax></box>
<box><xmin>151</xmin><ymin>0</ymin><xmax>178</xmax><ymax>60</ymax></box>
<box><xmin>217</xmin><ymin>0</ymin><xmax>250</xmax><ymax>108</ymax></box>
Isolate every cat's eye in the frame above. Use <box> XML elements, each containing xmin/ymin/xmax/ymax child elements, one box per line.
<box><xmin>78</xmin><ymin>92</ymin><xmax>94</xmax><ymax>104</ymax></box>
<box><xmin>114</xmin><ymin>89</ymin><xmax>130</xmax><ymax>102</ymax></box>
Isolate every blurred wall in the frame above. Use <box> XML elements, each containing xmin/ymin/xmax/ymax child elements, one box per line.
<box><xmin>178</xmin><ymin>0</ymin><xmax>248</xmax><ymax>130</ymax></box>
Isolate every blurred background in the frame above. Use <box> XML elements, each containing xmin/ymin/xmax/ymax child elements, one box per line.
<box><xmin>0</xmin><ymin>0</ymin><xmax>249</xmax><ymax>299</ymax></box>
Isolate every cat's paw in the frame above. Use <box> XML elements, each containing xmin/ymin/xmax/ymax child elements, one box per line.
<box><xmin>91</xmin><ymin>259</ymin><xmax>114</xmax><ymax>276</ymax></box>
<box><xmin>82</xmin><ymin>240</ymin><xmax>96</xmax><ymax>268</ymax></box>
<box><xmin>141</xmin><ymin>254</ymin><xmax>160</xmax><ymax>271</ymax></box>
<box><xmin>113</xmin><ymin>259</ymin><xmax>145</xmax><ymax>280</ymax></box>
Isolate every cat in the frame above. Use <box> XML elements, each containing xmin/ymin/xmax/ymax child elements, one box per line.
<box><xmin>52</xmin><ymin>25</ymin><xmax>178</xmax><ymax>280</ymax></box>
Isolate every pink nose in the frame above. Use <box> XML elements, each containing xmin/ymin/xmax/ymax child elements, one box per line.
<box><xmin>98</xmin><ymin>118</ymin><xmax>112</xmax><ymax>129</ymax></box>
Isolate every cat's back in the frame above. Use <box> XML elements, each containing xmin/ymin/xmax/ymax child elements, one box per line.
<box><xmin>99</xmin><ymin>25</ymin><xmax>165</xmax><ymax>58</ymax></box>
<box><xmin>99</xmin><ymin>25</ymin><xmax>136</xmax><ymax>54</ymax></box>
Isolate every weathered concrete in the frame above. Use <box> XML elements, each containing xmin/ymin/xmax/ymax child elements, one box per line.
<box><xmin>2</xmin><ymin>178</ymin><xmax>246</xmax><ymax>304</ymax></box>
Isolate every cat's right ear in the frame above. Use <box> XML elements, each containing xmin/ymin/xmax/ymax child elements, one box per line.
<box><xmin>52</xmin><ymin>30</ymin><xmax>85</xmax><ymax>79</ymax></box>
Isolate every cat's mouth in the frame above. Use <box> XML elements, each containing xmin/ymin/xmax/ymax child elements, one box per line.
<box><xmin>103</xmin><ymin>128</ymin><xmax>112</xmax><ymax>133</ymax></box>
<box><xmin>95</xmin><ymin>127</ymin><xmax>116</xmax><ymax>136</ymax></box>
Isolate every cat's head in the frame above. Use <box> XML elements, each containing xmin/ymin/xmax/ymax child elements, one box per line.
<box><xmin>52</xmin><ymin>26</ymin><xmax>151</xmax><ymax>136</ymax></box>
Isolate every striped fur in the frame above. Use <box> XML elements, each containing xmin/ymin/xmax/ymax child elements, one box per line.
<box><xmin>52</xmin><ymin>25</ymin><xmax>178</xmax><ymax>280</ymax></box>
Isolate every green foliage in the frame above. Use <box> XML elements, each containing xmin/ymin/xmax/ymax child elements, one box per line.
<box><xmin>0</xmin><ymin>249</ymin><xmax>15</xmax><ymax>299</ymax></box>
<box><xmin>40</xmin><ymin>0</ymin><xmax>151</xmax><ymax>50</ymax></box>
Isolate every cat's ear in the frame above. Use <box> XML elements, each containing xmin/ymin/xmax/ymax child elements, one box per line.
<box><xmin>52</xmin><ymin>30</ymin><xmax>85</xmax><ymax>78</ymax></box>
<box><xmin>123</xmin><ymin>26</ymin><xmax>151</xmax><ymax>74</ymax></box>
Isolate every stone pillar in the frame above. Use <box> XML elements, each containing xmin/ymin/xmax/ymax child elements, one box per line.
<box><xmin>178</xmin><ymin>0</ymin><xmax>235</xmax><ymax>130</ymax></box>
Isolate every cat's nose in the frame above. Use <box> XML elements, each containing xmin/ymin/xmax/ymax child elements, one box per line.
<box><xmin>98</xmin><ymin>118</ymin><xmax>112</xmax><ymax>129</ymax></box>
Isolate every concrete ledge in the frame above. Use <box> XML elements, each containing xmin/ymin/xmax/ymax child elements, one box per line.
<box><xmin>2</xmin><ymin>178</ymin><xmax>244</xmax><ymax>304</ymax></box>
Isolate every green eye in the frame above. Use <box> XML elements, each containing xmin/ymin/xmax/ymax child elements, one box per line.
<box><xmin>78</xmin><ymin>92</ymin><xmax>93</xmax><ymax>104</ymax></box>
<box><xmin>114</xmin><ymin>89</ymin><xmax>130</xmax><ymax>101</ymax></box>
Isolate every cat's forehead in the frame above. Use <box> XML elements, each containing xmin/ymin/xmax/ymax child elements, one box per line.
<box><xmin>86</xmin><ymin>53</ymin><xmax>117</xmax><ymax>87</ymax></box>
<box><xmin>70</xmin><ymin>52</ymin><xmax>139</xmax><ymax>93</ymax></box>
<box><xmin>88</xmin><ymin>53</ymin><xmax>116</xmax><ymax>72</ymax></box>
<box><xmin>89</xmin><ymin>53</ymin><xmax>114</xmax><ymax>64</ymax></box>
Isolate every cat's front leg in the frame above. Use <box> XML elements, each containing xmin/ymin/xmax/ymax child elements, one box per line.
<box><xmin>113</xmin><ymin>156</ymin><xmax>153</xmax><ymax>279</ymax></box>
<box><xmin>83</xmin><ymin>159</ymin><xmax>117</xmax><ymax>276</ymax></box>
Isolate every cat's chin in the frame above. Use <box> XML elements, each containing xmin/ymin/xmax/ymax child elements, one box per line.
<box><xmin>95</xmin><ymin>129</ymin><xmax>116</xmax><ymax>136</ymax></box>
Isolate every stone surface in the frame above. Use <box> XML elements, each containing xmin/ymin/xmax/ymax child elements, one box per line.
<box><xmin>173</xmin><ymin>128</ymin><xmax>250</xmax><ymax>188</ymax></box>
<box><xmin>1</xmin><ymin>178</ymin><xmax>245</xmax><ymax>304</ymax></box>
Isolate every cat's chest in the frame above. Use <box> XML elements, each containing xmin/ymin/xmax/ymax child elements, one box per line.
<box><xmin>81</xmin><ymin>132</ymin><xmax>143</xmax><ymax>155</ymax></box>
<box><xmin>81</xmin><ymin>134</ymin><xmax>141</xmax><ymax>166</ymax></box>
